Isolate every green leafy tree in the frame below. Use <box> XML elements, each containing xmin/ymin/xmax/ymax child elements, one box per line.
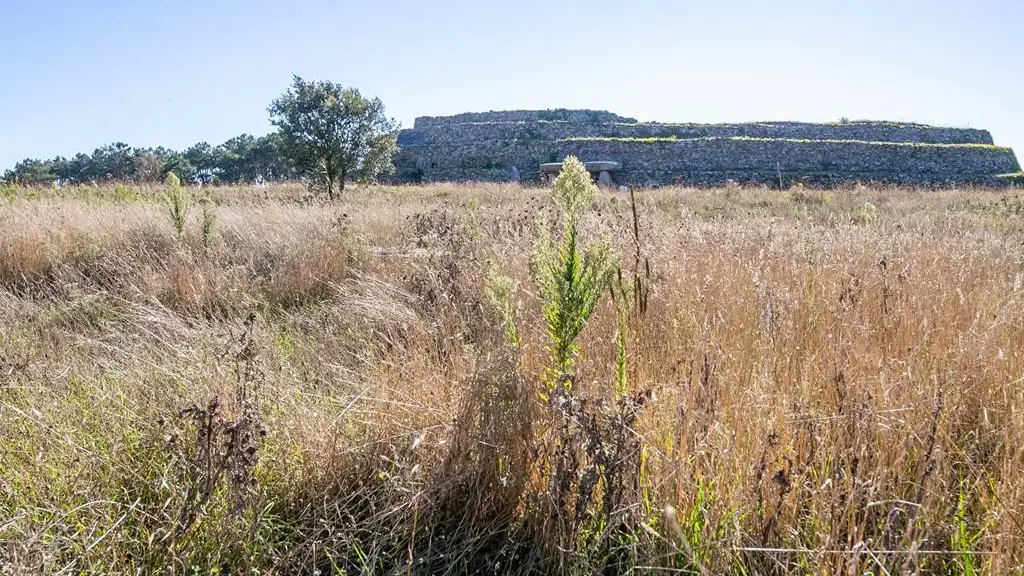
<box><xmin>212</xmin><ymin>134</ymin><xmax>290</xmax><ymax>183</ymax></box>
<box><xmin>62</xmin><ymin>153</ymin><xmax>94</xmax><ymax>183</ymax></box>
<box><xmin>4</xmin><ymin>158</ymin><xmax>57</xmax><ymax>184</ymax></box>
<box><xmin>251</xmin><ymin>133</ymin><xmax>294</xmax><ymax>181</ymax></box>
<box><xmin>85</xmin><ymin>142</ymin><xmax>135</xmax><ymax>181</ymax></box>
<box><xmin>213</xmin><ymin>134</ymin><xmax>258</xmax><ymax>183</ymax></box>
<box><xmin>162</xmin><ymin>150</ymin><xmax>197</xmax><ymax>184</ymax></box>
<box><xmin>184</xmin><ymin>142</ymin><xmax>217</xmax><ymax>183</ymax></box>
<box><xmin>268</xmin><ymin>76</ymin><xmax>399</xmax><ymax>199</ymax></box>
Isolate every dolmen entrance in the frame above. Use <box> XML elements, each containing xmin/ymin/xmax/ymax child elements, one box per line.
<box><xmin>539</xmin><ymin>160</ymin><xmax>621</xmax><ymax>186</ymax></box>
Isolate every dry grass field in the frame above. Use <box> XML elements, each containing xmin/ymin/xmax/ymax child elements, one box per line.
<box><xmin>0</xmin><ymin>179</ymin><xmax>1022</xmax><ymax>574</ymax></box>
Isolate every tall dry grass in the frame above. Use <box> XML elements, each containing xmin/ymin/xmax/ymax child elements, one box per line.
<box><xmin>0</xmin><ymin>181</ymin><xmax>1022</xmax><ymax>574</ymax></box>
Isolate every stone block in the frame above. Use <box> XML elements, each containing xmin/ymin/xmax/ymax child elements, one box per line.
<box><xmin>586</xmin><ymin>161</ymin><xmax>621</xmax><ymax>172</ymax></box>
<box><xmin>538</xmin><ymin>160</ymin><xmax>621</xmax><ymax>174</ymax></box>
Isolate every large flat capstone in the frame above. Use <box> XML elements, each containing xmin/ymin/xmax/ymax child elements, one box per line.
<box><xmin>539</xmin><ymin>160</ymin><xmax>622</xmax><ymax>174</ymax></box>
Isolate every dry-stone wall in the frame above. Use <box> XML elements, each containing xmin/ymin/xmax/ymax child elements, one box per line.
<box><xmin>393</xmin><ymin>109</ymin><xmax>1020</xmax><ymax>186</ymax></box>
<box><xmin>412</xmin><ymin>109</ymin><xmax>636</xmax><ymax>129</ymax></box>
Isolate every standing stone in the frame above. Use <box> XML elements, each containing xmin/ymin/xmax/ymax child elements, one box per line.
<box><xmin>598</xmin><ymin>170</ymin><xmax>613</xmax><ymax>186</ymax></box>
<box><xmin>510</xmin><ymin>166</ymin><xmax>520</xmax><ymax>182</ymax></box>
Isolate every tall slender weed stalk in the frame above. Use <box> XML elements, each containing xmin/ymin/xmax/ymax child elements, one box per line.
<box><xmin>200</xmin><ymin>194</ymin><xmax>217</xmax><ymax>251</ymax></box>
<box><xmin>529</xmin><ymin>155</ymin><xmax>616</xmax><ymax>396</ymax></box>
<box><xmin>165</xmin><ymin>171</ymin><xmax>190</xmax><ymax>237</ymax></box>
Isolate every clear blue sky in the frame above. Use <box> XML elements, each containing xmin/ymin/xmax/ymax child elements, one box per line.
<box><xmin>2</xmin><ymin>0</ymin><xmax>1022</xmax><ymax>171</ymax></box>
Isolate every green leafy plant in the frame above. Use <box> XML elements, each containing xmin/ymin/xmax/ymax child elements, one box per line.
<box><xmin>0</xmin><ymin>184</ymin><xmax>17</xmax><ymax>201</ymax></box>
<box><xmin>113</xmin><ymin>184</ymin><xmax>139</xmax><ymax>203</ymax></box>
<box><xmin>853</xmin><ymin>201</ymin><xmax>878</xmax><ymax>225</ymax></box>
<box><xmin>949</xmin><ymin>487</ymin><xmax>987</xmax><ymax>576</ymax></box>
<box><xmin>530</xmin><ymin>156</ymin><xmax>616</xmax><ymax>395</ymax></box>
<box><xmin>165</xmin><ymin>171</ymin><xmax>190</xmax><ymax>237</ymax></box>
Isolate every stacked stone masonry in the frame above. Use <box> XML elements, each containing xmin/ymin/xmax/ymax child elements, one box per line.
<box><xmin>393</xmin><ymin>109</ymin><xmax>1020</xmax><ymax>186</ymax></box>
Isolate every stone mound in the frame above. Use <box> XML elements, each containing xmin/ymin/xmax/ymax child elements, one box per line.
<box><xmin>393</xmin><ymin>109</ymin><xmax>1020</xmax><ymax>187</ymax></box>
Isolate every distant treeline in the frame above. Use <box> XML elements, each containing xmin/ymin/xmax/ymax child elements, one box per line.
<box><xmin>2</xmin><ymin>133</ymin><xmax>296</xmax><ymax>186</ymax></box>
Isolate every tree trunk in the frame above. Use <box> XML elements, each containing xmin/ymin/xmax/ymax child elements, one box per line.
<box><xmin>325</xmin><ymin>163</ymin><xmax>337</xmax><ymax>201</ymax></box>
